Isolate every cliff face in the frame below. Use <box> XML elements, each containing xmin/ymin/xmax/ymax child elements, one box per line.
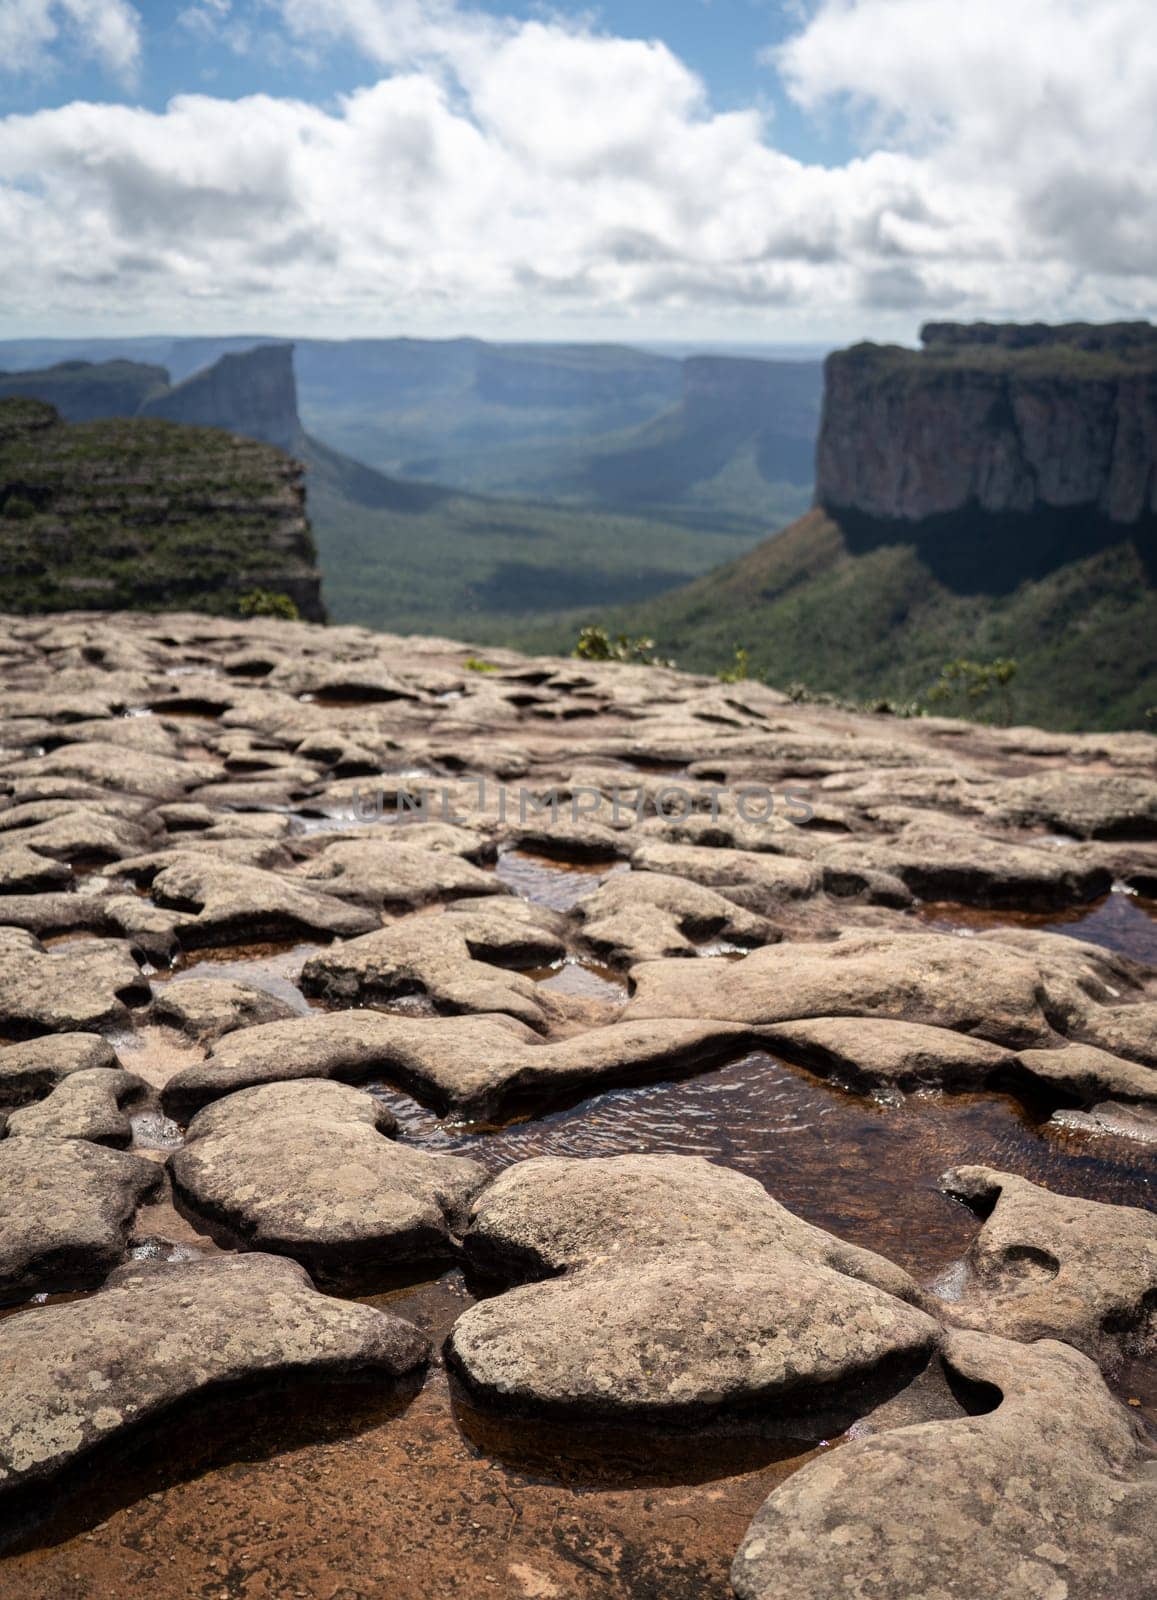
<box><xmin>0</xmin><ymin>399</ymin><xmax>324</xmax><ymax>621</ymax></box>
<box><xmin>816</xmin><ymin>323</ymin><xmax>1157</xmax><ymax>524</ymax></box>
<box><xmin>142</xmin><ymin>343</ymin><xmax>303</xmax><ymax>452</ymax></box>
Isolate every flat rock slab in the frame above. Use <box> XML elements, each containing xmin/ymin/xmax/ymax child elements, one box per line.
<box><xmin>630</xmin><ymin>841</ymin><xmax>823</xmax><ymax>911</ymax></box>
<box><xmin>819</xmin><ymin>820</ymin><xmax>1112</xmax><ymax>909</ymax></box>
<box><xmin>0</xmin><ymin>929</ymin><xmax>148</xmax><ymax>1037</ymax></box>
<box><xmin>1015</xmin><ymin>1043</ymin><xmax>1157</xmax><ymax>1107</ymax></box>
<box><xmin>3</xmin><ymin>1068</ymin><xmax>147</xmax><ymax>1146</ymax></box>
<box><xmin>172</xmin><ymin>1080</ymin><xmax>487</xmax><ymax>1279</ymax></box>
<box><xmin>574</xmin><ymin>870</ymin><xmax>778</xmax><ymax>966</ymax></box>
<box><xmin>299</xmin><ymin>839</ymin><xmax>502</xmax><ymax>909</ymax></box>
<box><xmin>9</xmin><ymin>741</ymin><xmax>218</xmax><ymax>801</ymax></box>
<box><xmin>461</xmin><ymin>1154</ymin><xmax>925</xmax><ymax>1308</ymax></box>
<box><xmin>0</xmin><ymin>1034</ymin><xmax>119</xmax><ymax>1110</ymax></box>
<box><xmin>1075</xmin><ymin>1001</ymin><xmax>1157</xmax><ymax>1068</ymax></box>
<box><xmin>300</xmin><ymin>903</ymin><xmax>568</xmax><ymax>1031</ymax></box>
<box><xmin>449</xmin><ymin>1155</ymin><xmax>935</xmax><ymax>1426</ymax></box>
<box><xmin>0</xmin><ymin>1253</ymin><xmax>428</xmax><ymax>1497</ymax></box>
<box><xmin>939</xmin><ymin>1165</ymin><xmax>1157</xmax><ymax>1367</ymax></box>
<box><xmin>161</xmin><ymin>1009</ymin><xmax>756</xmax><ymax>1123</ymax></box>
<box><xmin>625</xmin><ymin>929</ymin><xmax>1111</xmax><ymax>1049</ymax></box>
<box><xmin>0</xmin><ymin>844</ymin><xmax>70</xmax><ymax>893</ymax></box>
<box><xmin>763</xmin><ymin>1017</ymin><xmax>1014</xmax><ymax>1093</ymax></box>
<box><xmin>733</xmin><ymin>1330</ymin><xmax>1157</xmax><ymax>1600</ymax></box>
<box><xmin>0</xmin><ymin>1138</ymin><xmax>161</xmax><ymax>1300</ymax></box>
<box><xmin>448</xmin><ymin>1251</ymin><xmax>937</xmax><ymax>1427</ymax></box>
<box><xmin>149</xmin><ymin>977</ymin><xmax>300</xmax><ymax>1043</ymax></box>
<box><xmin>146</xmin><ymin>852</ymin><xmax>378</xmax><ymax>948</ymax></box>
<box><xmin>989</xmin><ymin>771</ymin><xmax>1157</xmax><ymax>840</ymax></box>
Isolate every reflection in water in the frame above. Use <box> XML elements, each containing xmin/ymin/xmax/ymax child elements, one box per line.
<box><xmin>526</xmin><ymin>956</ymin><xmax>627</xmax><ymax>1003</ymax></box>
<box><xmin>919</xmin><ymin>887</ymin><xmax>1157</xmax><ymax>965</ymax></box>
<box><xmin>495</xmin><ymin>849</ymin><xmax>630</xmax><ymax>911</ymax></box>
<box><xmin>149</xmin><ymin>940</ymin><xmax>325</xmax><ymax>1014</ymax></box>
<box><xmin>373</xmin><ymin>1053</ymin><xmax>1157</xmax><ymax>1283</ymax></box>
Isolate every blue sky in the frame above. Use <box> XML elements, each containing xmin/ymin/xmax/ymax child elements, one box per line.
<box><xmin>0</xmin><ymin>1</ymin><xmax>1152</xmax><ymax>341</ymax></box>
<box><xmin>2</xmin><ymin>1</ymin><xmax>855</xmax><ymax>165</ymax></box>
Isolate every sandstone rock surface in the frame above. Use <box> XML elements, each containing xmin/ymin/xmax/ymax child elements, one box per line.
<box><xmin>0</xmin><ymin>1138</ymin><xmax>160</xmax><ymax>1299</ymax></box>
<box><xmin>172</xmin><ymin>1080</ymin><xmax>487</xmax><ymax>1278</ymax></box>
<box><xmin>0</xmin><ymin>1253</ymin><xmax>427</xmax><ymax>1497</ymax></box>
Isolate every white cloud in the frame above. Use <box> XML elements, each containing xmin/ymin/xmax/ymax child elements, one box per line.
<box><xmin>0</xmin><ymin>0</ymin><xmax>1153</xmax><ymax>338</ymax></box>
<box><xmin>0</xmin><ymin>0</ymin><xmax>141</xmax><ymax>82</ymax></box>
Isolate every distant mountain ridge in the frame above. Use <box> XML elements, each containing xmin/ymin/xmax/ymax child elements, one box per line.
<box><xmin>0</xmin><ymin>345</ymin><xmax>779</xmax><ymax>638</ymax></box>
<box><xmin>0</xmin><ymin>335</ymin><xmax>821</xmax><ymax>523</ymax></box>
<box><xmin>0</xmin><ymin>344</ymin><xmax>303</xmax><ymax>453</ymax></box>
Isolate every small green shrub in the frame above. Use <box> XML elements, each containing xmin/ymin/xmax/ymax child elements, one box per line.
<box><xmin>718</xmin><ymin>646</ymin><xmax>749</xmax><ymax>684</ymax></box>
<box><xmin>2</xmin><ymin>495</ymin><xmax>36</xmax><ymax>520</ymax></box>
<box><xmin>928</xmin><ymin>657</ymin><xmax>1018</xmax><ymax>723</ymax></box>
<box><xmin>464</xmin><ymin>656</ymin><xmax>499</xmax><ymax>673</ymax></box>
<box><xmin>237</xmin><ymin>588</ymin><xmax>300</xmax><ymax>620</ymax></box>
<box><xmin>573</xmin><ymin>624</ymin><xmax>673</xmax><ymax>667</ymax></box>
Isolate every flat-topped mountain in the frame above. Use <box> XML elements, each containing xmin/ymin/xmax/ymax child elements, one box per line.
<box><xmin>621</xmin><ymin>322</ymin><xmax>1157</xmax><ymax>730</ymax></box>
<box><xmin>0</xmin><ymin>398</ymin><xmax>324</xmax><ymax>619</ymax></box>
<box><xmin>817</xmin><ymin>321</ymin><xmax>1157</xmax><ymax>526</ymax></box>
<box><xmin>0</xmin><ymin>344</ymin><xmax>302</xmax><ymax>453</ymax></box>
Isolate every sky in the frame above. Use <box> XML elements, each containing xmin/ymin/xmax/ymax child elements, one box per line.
<box><xmin>0</xmin><ymin>0</ymin><xmax>1154</xmax><ymax>343</ymax></box>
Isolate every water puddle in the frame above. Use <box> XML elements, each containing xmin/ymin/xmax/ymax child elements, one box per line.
<box><xmin>373</xmin><ymin>1052</ymin><xmax>1155</xmax><ymax>1283</ymax></box>
<box><xmin>918</xmin><ymin>887</ymin><xmax>1157</xmax><ymax>964</ymax></box>
<box><xmin>495</xmin><ymin>849</ymin><xmax>630</xmax><ymax>911</ymax></box>
<box><xmin>525</xmin><ymin>956</ymin><xmax>627</xmax><ymax>1003</ymax></box>
<box><xmin>149</xmin><ymin>941</ymin><xmax>325</xmax><ymax>1015</ymax></box>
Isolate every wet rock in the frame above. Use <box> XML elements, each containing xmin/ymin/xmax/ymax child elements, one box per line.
<box><xmin>1015</xmin><ymin>1043</ymin><xmax>1157</xmax><ymax>1106</ymax></box>
<box><xmin>989</xmin><ymin>771</ymin><xmax>1157</xmax><ymax>839</ymax></box>
<box><xmin>0</xmin><ymin>1253</ymin><xmax>428</xmax><ymax>1496</ymax></box>
<box><xmin>733</xmin><ymin>1330</ymin><xmax>1157</xmax><ymax>1600</ymax></box>
<box><xmin>150</xmin><ymin>977</ymin><xmax>300</xmax><ymax>1043</ymax></box>
<box><xmin>0</xmin><ymin>1033</ymin><xmax>119</xmax><ymax>1109</ymax></box>
<box><xmin>0</xmin><ymin>928</ymin><xmax>148</xmax><ymax>1036</ymax></box>
<box><xmin>0</xmin><ymin>844</ymin><xmax>70</xmax><ymax>893</ymax></box>
<box><xmin>448</xmin><ymin>1251</ymin><xmax>936</xmax><ymax>1427</ymax></box>
<box><xmin>630</xmin><ymin>841</ymin><xmax>822</xmax><ymax>911</ymax></box>
<box><xmin>1049</xmin><ymin>1101</ymin><xmax>1157</xmax><ymax>1143</ymax></box>
<box><xmin>298</xmin><ymin>838</ymin><xmax>502</xmax><ymax>910</ymax></box>
<box><xmin>763</xmin><ymin>1017</ymin><xmax>1014</xmax><ymax>1093</ymax></box>
<box><xmin>145</xmin><ymin>851</ymin><xmax>378</xmax><ymax>947</ymax></box>
<box><xmin>938</xmin><ymin>1166</ymin><xmax>1157</xmax><ymax>1367</ymax></box>
<box><xmin>462</xmin><ymin>1155</ymin><xmax>926</xmax><ymax>1307</ymax></box>
<box><xmin>161</xmin><ymin>1009</ymin><xmax>748</xmax><ymax>1123</ymax></box>
<box><xmin>172</xmin><ymin>1080</ymin><xmax>486</xmax><ymax>1279</ymax></box>
<box><xmin>0</xmin><ymin>1138</ymin><xmax>161</xmax><ymax>1298</ymax></box>
<box><xmin>819</xmin><ymin>818</ymin><xmax>1112</xmax><ymax>908</ymax></box>
<box><xmin>626</xmin><ymin>930</ymin><xmax>1089</xmax><ymax>1049</ymax></box>
<box><xmin>574</xmin><ymin>870</ymin><xmax>779</xmax><ymax>966</ymax></box>
<box><xmin>300</xmin><ymin>902</ymin><xmax>567</xmax><ymax>1031</ymax></box>
<box><xmin>4</xmin><ymin>1068</ymin><xmax>147</xmax><ymax>1145</ymax></box>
